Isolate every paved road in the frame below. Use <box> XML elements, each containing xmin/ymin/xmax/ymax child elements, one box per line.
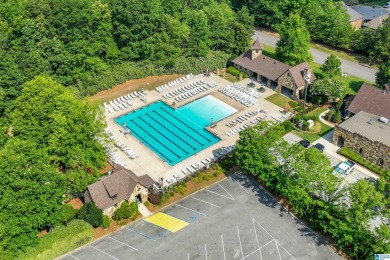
<box><xmin>254</xmin><ymin>30</ymin><xmax>377</xmax><ymax>83</ymax></box>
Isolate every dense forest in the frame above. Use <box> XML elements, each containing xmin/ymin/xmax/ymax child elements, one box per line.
<box><xmin>0</xmin><ymin>0</ymin><xmax>254</xmax><ymax>258</ymax></box>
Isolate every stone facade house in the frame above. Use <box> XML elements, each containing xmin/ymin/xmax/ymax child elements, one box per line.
<box><xmin>232</xmin><ymin>38</ymin><xmax>315</xmax><ymax>99</ymax></box>
<box><xmin>84</xmin><ymin>166</ymin><xmax>155</xmax><ymax>215</ymax></box>
<box><xmin>333</xmin><ymin>111</ymin><xmax>390</xmax><ymax>170</ymax></box>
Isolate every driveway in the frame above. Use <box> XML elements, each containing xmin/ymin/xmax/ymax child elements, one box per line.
<box><xmin>253</xmin><ymin>30</ymin><xmax>377</xmax><ymax>83</ymax></box>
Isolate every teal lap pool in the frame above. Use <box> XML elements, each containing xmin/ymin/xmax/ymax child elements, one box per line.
<box><xmin>115</xmin><ymin>95</ymin><xmax>237</xmax><ymax>166</ymax></box>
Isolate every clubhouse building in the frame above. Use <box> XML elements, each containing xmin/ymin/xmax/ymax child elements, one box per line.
<box><xmin>232</xmin><ymin>38</ymin><xmax>315</xmax><ymax>100</ymax></box>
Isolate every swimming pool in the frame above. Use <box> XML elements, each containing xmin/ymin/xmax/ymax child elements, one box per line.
<box><xmin>115</xmin><ymin>95</ymin><xmax>237</xmax><ymax>166</ymax></box>
<box><xmin>177</xmin><ymin>95</ymin><xmax>238</xmax><ymax>127</ymax></box>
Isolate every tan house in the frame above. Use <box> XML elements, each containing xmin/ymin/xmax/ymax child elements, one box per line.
<box><xmin>84</xmin><ymin>166</ymin><xmax>155</xmax><ymax>215</ymax></box>
<box><xmin>333</xmin><ymin>111</ymin><xmax>390</xmax><ymax>170</ymax></box>
<box><xmin>342</xmin><ymin>2</ymin><xmax>364</xmax><ymax>29</ymax></box>
<box><xmin>232</xmin><ymin>38</ymin><xmax>315</xmax><ymax>99</ymax></box>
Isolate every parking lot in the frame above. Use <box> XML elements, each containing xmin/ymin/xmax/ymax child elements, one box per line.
<box><xmin>61</xmin><ymin>174</ymin><xmax>339</xmax><ymax>260</ymax></box>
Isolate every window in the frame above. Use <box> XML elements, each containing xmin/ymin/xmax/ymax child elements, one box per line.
<box><xmin>359</xmin><ymin>148</ymin><xmax>363</xmax><ymax>154</ymax></box>
<box><xmin>379</xmin><ymin>159</ymin><xmax>384</xmax><ymax>165</ymax></box>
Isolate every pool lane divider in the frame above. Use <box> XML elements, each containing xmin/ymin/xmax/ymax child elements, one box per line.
<box><xmin>145</xmin><ymin>113</ymin><xmax>197</xmax><ymax>151</ymax></box>
<box><xmin>127</xmin><ymin>119</ymin><xmax>174</xmax><ymax>163</ymax></box>
<box><xmin>159</xmin><ymin>107</ymin><xmax>213</xmax><ymax>143</ymax></box>
<box><xmin>138</xmin><ymin>116</ymin><xmax>189</xmax><ymax>155</ymax></box>
<box><xmin>130</xmin><ymin>118</ymin><xmax>181</xmax><ymax>159</ymax></box>
<box><xmin>154</xmin><ymin>110</ymin><xmax>205</xmax><ymax>146</ymax></box>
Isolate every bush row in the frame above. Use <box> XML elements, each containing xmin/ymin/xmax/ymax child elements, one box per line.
<box><xmin>337</xmin><ymin>147</ymin><xmax>389</xmax><ymax>176</ymax></box>
<box><xmin>226</xmin><ymin>66</ymin><xmax>249</xmax><ymax>78</ymax></box>
<box><xmin>19</xmin><ymin>220</ymin><xmax>93</xmax><ymax>260</ymax></box>
<box><xmin>79</xmin><ymin>51</ymin><xmax>230</xmax><ymax>96</ymax></box>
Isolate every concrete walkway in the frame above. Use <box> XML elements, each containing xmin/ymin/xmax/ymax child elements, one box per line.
<box><xmin>138</xmin><ymin>203</ymin><xmax>152</xmax><ymax>217</ymax></box>
<box><xmin>318</xmin><ymin>109</ymin><xmax>336</xmax><ymax>127</ymax></box>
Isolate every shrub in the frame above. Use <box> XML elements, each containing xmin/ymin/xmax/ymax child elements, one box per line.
<box><xmin>338</xmin><ymin>148</ymin><xmax>390</xmax><ymax>176</ymax></box>
<box><xmin>76</xmin><ymin>202</ymin><xmax>103</xmax><ymax>228</ymax></box>
<box><xmin>302</xmin><ymin>121</ymin><xmax>310</xmax><ymax>131</ymax></box>
<box><xmin>102</xmin><ymin>215</ymin><xmax>110</xmax><ymax>229</ymax></box>
<box><xmin>227</xmin><ymin>66</ymin><xmax>240</xmax><ymax>76</ymax></box>
<box><xmin>335</xmin><ymin>99</ymin><xmax>343</xmax><ymax>110</ymax></box>
<box><xmin>326</xmin><ymin>109</ymin><xmax>335</xmax><ymax>121</ymax></box>
<box><xmin>331</xmin><ymin>110</ymin><xmax>341</xmax><ymax>123</ymax></box>
<box><xmin>60</xmin><ymin>204</ymin><xmax>78</xmax><ymax>223</ymax></box>
<box><xmin>19</xmin><ymin>220</ymin><xmax>93</xmax><ymax>260</ymax></box>
<box><xmin>113</xmin><ymin>202</ymin><xmax>132</xmax><ymax>221</ymax></box>
<box><xmin>281</xmin><ymin>120</ymin><xmax>293</xmax><ymax>133</ymax></box>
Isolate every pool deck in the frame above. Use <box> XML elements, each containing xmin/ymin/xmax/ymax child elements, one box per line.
<box><xmin>104</xmin><ymin>73</ymin><xmax>289</xmax><ymax>184</ymax></box>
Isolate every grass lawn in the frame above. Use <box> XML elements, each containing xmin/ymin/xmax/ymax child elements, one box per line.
<box><xmin>291</xmin><ymin>107</ymin><xmax>333</xmax><ymax>142</ymax></box>
<box><xmin>363</xmin><ymin>0</ymin><xmax>388</xmax><ymax>6</ymax></box>
<box><xmin>224</xmin><ymin>72</ymin><xmax>238</xmax><ymax>83</ymax></box>
<box><xmin>262</xmin><ymin>44</ymin><xmax>373</xmax><ymax>95</ymax></box>
<box><xmin>266</xmin><ymin>93</ymin><xmax>291</xmax><ymax>109</ymax></box>
<box><xmin>310</xmin><ymin>43</ymin><xmax>372</xmax><ymax>67</ymax></box>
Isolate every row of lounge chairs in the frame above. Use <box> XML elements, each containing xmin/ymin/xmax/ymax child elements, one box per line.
<box><xmin>218</xmin><ymin>84</ymin><xmax>259</xmax><ymax>107</ymax></box>
<box><xmin>115</xmin><ymin>141</ymin><xmax>139</xmax><ymax>159</ymax></box>
<box><xmin>226</xmin><ymin>123</ymin><xmax>252</xmax><ymax>136</ymax></box>
<box><xmin>156</xmin><ymin>74</ymin><xmax>195</xmax><ymax>93</ymax></box>
<box><xmin>234</xmin><ymin>84</ymin><xmax>262</xmax><ymax>98</ymax></box>
<box><xmin>104</xmin><ymin>89</ymin><xmax>146</xmax><ymax>113</ymax></box>
<box><xmin>161</xmin><ymin>79</ymin><xmax>205</xmax><ymax>99</ymax></box>
<box><xmin>174</xmin><ymin>82</ymin><xmax>217</xmax><ymax>102</ymax></box>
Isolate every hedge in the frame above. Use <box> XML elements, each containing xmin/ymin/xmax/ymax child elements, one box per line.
<box><xmin>19</xmin><ymin>220</ymin><xmax>93</xmax><ymax>260</ymax></box>
<box><xmin>337</xmin><ymin>147</ymin><xmax>389</xmax><ymax>176</ymax></box>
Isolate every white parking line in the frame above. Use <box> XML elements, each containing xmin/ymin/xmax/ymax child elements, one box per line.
<box><xmin>205</xmin><ymin>244</ymin><xmax>208</xmax><ymax>260</ymax></box>
<box><xmin>191</xmin><ymin>197</ymin><xmax>221</xmax><ymax>208</ymax></box>
<box><xmin>219</xmin><ymin>184</ymin><xmax>236</xmax><ymax>200</ymax></box>
<box><xmin>89</xmin><ymin>245</ymin><xmax>119</xmax><ymax>260</ymax></box>
<box><xmin>176</xmin><ymin>204</ymin><xmax>207</xmax><ymax>216</ymax></box>
<box><xmin>252</xmin><ymin>218</ymin><xmax>262</xmax><ymax>260</ymax></box>
<box><xmin>237</xmin><ymin>226</ymin><xmax>244</xmax><ymax>259</ymax></box>
<box><xmin>275</xmin><ymin>241</ymin><xmax>282</xmax><ymax>260</ymax></box>
<box><xmin>69</xmin><ymin>255</ymin><xmax>80</xmax><ymax>260</ymax></box>
<box><xmin>221</xmin><ymin>235</ymin><xmax>226</xmax><ymax>260</ymax></box>
<box><xmin>276</xmin><ymin>241</ymin><xmax>296</xmax><ymax>260</ymax></box>
<box><xmin>205</xmin><ymin>189</ymin><xmax>235</xmax><ymax>200</ymax></box>
<box><xmin>252</xmin><ymin>218</ymin><xmax>275</xmax><ymax>240</ymax></box>
<box><xmin>259</xmin><ymin>239</ymin><xmax>275</xmax><ymax>249</ymax></box>
<box><xmin>233</xmin><ymin>179</ymin><xmax>249</xmax><ymax>194</ymax></box>
<box><xmin>108</xmin><ymin>236</ymin><xmax>139</xmax><ymax>251</ymax></box>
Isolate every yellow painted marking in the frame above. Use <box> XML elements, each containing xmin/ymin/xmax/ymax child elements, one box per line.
<box><xmin>145</xmin><ymin>212</ymin><xmax>189</xmax><ymax>233</ymax></box>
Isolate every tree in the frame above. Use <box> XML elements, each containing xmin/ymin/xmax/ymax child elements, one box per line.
<box><xmin>11</xmin><ymin>76</ymin><xmax>107</xmax><ymax>192</ymax></box>
<box><xmin>347</xmin><ymin>180</ymin><xmax>384</xmax><ymax>224</ymax></box>
<box><xmin>309</xmin><ymin>78</ymin><xmax>345</xmax><ymax>102</ymax></box>
<box><xmin>76</xmin><ymin>202</ymin><xmax>103</xmax><ymax>227</ymax></box>
<box><xmin>275</xmin><ymin>13</ymin><xmax>312</xmax><ymax>65</ymax></box>
<box><xmin>376</xmin><ymin>62</ymin><xmax>390</xmax><ymax>88</ymax></box>
<box><xmin>0</xmin><ymin>139</ymin><xmax>66</xmax><ymax>257</ymax></box>
<box><xmin>321</xmin><ymin>54</ymin><xmax>341</xmax><ymax>77</ymax></box>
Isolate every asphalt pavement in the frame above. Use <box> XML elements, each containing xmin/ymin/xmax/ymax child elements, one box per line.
<box><xmin>253</xmin><ymin>30</ymin><xmax>377</xmax><ymax>83</ymax></box>
<box><xmin>61</xmin><ymin>175</ymin><xmax>339</xmax><ymax>260</ymax></box>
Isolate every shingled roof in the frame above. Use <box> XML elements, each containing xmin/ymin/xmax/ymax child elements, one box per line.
<box><xmin>87</xmin><ymin>167</ymin><xmax>154</xmax><ymax>210</ymax></box>
<box><xmin>251</xmin><ymin>38</ymin><xmax>263</xmax><ymax>50</ymax></box>
<box><xmin>342</xmin><ymin>2</ymin><xmax>364</xmax><ymax>22</ymax></box>
<box><xmin>233</xmin><ymin>51</ymin><xmax>290</xmax><ymax>81</ymax></box>
<box><xmin>348</xmin><ymin>83</ymin><xmax>390</xmax><ymax>119</ymax></box>
<box><xmin>288</xmin><ymin>62</ymin><xmax>316</xmax><ymax>87</ymax></box>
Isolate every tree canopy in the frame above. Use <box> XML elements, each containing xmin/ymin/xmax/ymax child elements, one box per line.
<box><xmin>321</xmin><ymin>54</ymin><xmax>341</xmax><ymax>78</ymax></box>
<box><xmin>275</xmin><ymin>13</ymin><xmax>312</xmax><ymax>65</ymax></box>
<box><xmin>309</xmin><ymin>78</ymin><xmax>345</xmax><ymax>102</ymax></box>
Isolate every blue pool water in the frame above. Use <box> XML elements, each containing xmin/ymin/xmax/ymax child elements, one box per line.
<box><xmin>115</xmin><ymin>95</ymin><xmax>237</xmax><ymax>166</ymax></box>
<box><xmin>177</xmin><ymin>95</ymin><xmax>238</xmax><ymax>127</ymax></box>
